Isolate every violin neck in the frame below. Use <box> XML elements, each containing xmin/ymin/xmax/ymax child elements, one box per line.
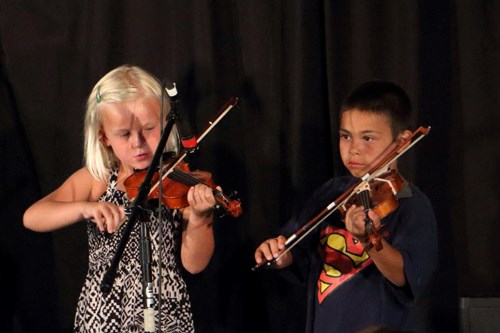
<box><xmin>355</xmin><ymin>182</ymin><xmax>371</xmax><ymax>210</ymax></box>
<box><xmin>168</xmin><ymin>169</ymin><xmax>204</xmax><ymax>187</ymax></box>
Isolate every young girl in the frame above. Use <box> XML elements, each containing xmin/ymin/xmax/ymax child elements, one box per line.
<box><xmin>24</xmin><ymin>65</ymin><xmax>215</xmax><ymax>332</ymax></box>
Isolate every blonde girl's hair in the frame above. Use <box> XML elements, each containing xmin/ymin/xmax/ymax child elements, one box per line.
<box><xmin>84</xmin><ymin>65</ymin><xmax>180</xmax><ymax>183</ymax></box>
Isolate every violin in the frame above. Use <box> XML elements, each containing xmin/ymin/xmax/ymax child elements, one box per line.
<box><xmin>251</xmin><ymin>126</ymin><xmax>430</xmax><ymax>271</ymax></box>
<box><xmin>123</xmin><ymin>160</ymin><xmax>243</xmax><ymax>218</ymax></box>
<box><xmin>339</xmin><ymin>169</ymin><xmax>406</xmax><ymax>251</ymax></box>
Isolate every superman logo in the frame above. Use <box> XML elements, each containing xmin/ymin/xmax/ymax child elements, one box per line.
<box><xmin>317</xmin><ymin>226</ymin><xmax>372</xmax><ymax>303</ymax></box>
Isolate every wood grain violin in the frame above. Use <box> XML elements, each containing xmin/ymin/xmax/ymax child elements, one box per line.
<box><xmin>123</xmin><ymin>160</ymin><xmax>242</xmax><ymax>218</ymax></box>
<box><xmin>339</xmin><ymin>169</ymin><xmax>406</xmax><ymax>250</ymax></box>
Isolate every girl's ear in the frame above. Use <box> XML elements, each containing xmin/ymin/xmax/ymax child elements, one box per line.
<box><xmin>99</xmin><ymin>130</ymin><xmax>110</xmax><ymax>147</ymax></box>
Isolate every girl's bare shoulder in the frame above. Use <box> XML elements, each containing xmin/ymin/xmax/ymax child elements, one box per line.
<box><xmin>47</xmin><ymin>167</ymin><xmax>107</xmax><ymax>202</ymax></box>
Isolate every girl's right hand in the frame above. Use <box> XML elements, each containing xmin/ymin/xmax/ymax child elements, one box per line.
<box><xmin>80</xmin><ymin>202</ymin><xmax>126</xmax><ymax>233</ymax></box>
<box><xmin>254</xmin><ymin>235</ymin><xmax>293</xmax><ymax>269</ymax></box>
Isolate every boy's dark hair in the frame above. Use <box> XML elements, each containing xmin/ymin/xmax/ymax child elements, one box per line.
<box><xmin>340</xmin><ymin>80</ymin><xmax>412</xmax><ymax>138</ymax></box>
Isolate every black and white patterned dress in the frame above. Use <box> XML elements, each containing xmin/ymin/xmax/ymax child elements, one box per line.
<box><xmin>74</xmin><ymin>169</ymin><xmax>195</xmax><ymax>332</ymax></box>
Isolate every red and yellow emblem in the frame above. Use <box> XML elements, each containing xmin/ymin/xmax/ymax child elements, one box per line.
<box><xmin>317</xmin><ymin>226</ymin><xmax>372</xmax><ymax>303</ymax></box>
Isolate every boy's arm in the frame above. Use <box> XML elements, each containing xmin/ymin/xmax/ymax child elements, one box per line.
<box><xmin>345</xmin><ymin>207</ymin><xmax>406</xmax><ymax>286</ymax></box>
<box><xmin>362</xmin><ymin>236</ymin><xmax>405</xmax><ymax>286</ymax></box>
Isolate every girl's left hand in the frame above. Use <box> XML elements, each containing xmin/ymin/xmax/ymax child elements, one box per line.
<box><xmin>187</xmin><ymin>184</ymin><xmax>217</xmax><ymax>219</ymax></box>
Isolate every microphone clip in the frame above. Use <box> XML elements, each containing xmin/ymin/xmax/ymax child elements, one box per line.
<box><xmin>165</xmin><ymin>82</ymin><xmax>199</xmax><ymax>155</ymax></box>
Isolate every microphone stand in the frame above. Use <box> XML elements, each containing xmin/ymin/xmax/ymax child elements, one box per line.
<box><xmin>100</xmin><ymin>87</ymin><xmax>181</xmax><ymax>333</ymax></box>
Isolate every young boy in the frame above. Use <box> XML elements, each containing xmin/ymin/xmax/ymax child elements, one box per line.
<box><xmin>254</xmin><ymin>81</ymin><xmax>438</xmax><ymax>332</ymax></box>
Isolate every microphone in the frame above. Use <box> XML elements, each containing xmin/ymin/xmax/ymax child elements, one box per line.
<box><xmin>165</xmin><ymin>82</ymin><xmax>198</xmax><ymax>154</ymax></box>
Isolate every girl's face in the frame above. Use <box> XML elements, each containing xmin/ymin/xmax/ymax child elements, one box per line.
<box><xmin>339</xmin><ymin>109</ymin><xmax>397</xmax><ymax>178</ymax></box>
<box><xmin>100</xmin><ymin>96</ymin><xmax>162</xmax><ymax>175</ymax></box>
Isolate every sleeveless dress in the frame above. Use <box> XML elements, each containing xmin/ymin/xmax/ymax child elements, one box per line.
<box><xmin>74</xmin><ymin>168</ymin><xmax>195</xmax><ymax>332</ymax></box>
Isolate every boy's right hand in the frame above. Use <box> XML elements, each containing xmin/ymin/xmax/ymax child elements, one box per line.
<box><xmin>254</xmin><ymin>235</ymin><xmax>293</xmax><ymax>269</ymax></box>
<box><xmin>80</xmin><ymin>202</ymin><xmax>126</xmax><ymax>233</ymax></box>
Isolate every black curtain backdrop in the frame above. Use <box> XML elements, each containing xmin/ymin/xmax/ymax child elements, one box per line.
<box><xmin>1</xmin><ymin>1</ymin><xmax>499</xmax><ymax>332</ymax></box>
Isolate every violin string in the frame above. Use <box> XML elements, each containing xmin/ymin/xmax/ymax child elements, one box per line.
<box><xmin>168</xmin><ymin>170</ymin><xmax>224</xmax><ymax>200</ymax></box>
<box><xmin>359</xmin><ymin>189</ymin><xmax>371</xmax><ymax>212</ymax></box>
<box><xmin>168</xmin><ymin>170</ymin><xmax>203</xmax><ymax>187</ymax></box>
<box><xmin>172</xmin><ymin>170</ymin><xmax>236</xmax><ymax>218</ymax></box>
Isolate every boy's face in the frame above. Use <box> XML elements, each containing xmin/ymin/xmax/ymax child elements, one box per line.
<box><xmin>339</xmin><ymin>109</ymin><xmax>395</xmax><ymax>178</ymax></box>
<box><xmin>99</xmin><ymin>96</ymin><xmax>162</xmax><ymax>175</ymax></box>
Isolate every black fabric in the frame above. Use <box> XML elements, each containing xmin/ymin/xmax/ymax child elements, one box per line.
<box><xmin>1</xmin><ymin>1</ymin><xmax>499</xmax><ymax>332</ymax></box>
<box><xmin>0</xmin><ymin>49</ymin><xmax>58</xmax><ymax>332</ymax></box>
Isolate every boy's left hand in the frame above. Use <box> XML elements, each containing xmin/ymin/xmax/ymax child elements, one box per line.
<box><xmin>344</xmin><ymin>204</ymin><xmax>381</xmax><ymax>239</ymax></box>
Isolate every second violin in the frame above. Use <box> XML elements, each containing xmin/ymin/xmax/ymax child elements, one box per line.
<box><xmin>339</xmin><ymin>169</ymin><xmax>406</xmax><ymax>250</ymax></box>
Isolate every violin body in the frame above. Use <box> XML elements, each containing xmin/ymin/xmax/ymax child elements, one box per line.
<box><xmin>339</xmin><ymin>170</ymin><xmax>406</xmax><ymax>251</ymax></box>
<box><xmin>123</xmin><ymin>161</ymin><xmax>242</xmax><ymax>217</ymax></box>
<box><xmin>339</xmin><ymin>170</ymin><xmax>406</xmax><ymax>219</ymax></box>
<box><xmin>124</xmin><ymin>162</ymin><xmax>214</xmax><ymax>209</ymax></box>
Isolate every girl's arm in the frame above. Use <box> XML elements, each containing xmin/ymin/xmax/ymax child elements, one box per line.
<box><xmin>23</xmin><ymin>167</ymin><xmax>124</xmax><ymax>233</ymax></box>
<box><xmin>180</xmin><ymin>184</ymin><xmax>216</xmax><ymax>274</ymax></box>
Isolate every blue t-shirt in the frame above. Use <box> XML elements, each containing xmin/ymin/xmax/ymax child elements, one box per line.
<box><xmin>282</xmin><ymin>175</ymin><xmax>438</xmax><ymax>333</ymax></box>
